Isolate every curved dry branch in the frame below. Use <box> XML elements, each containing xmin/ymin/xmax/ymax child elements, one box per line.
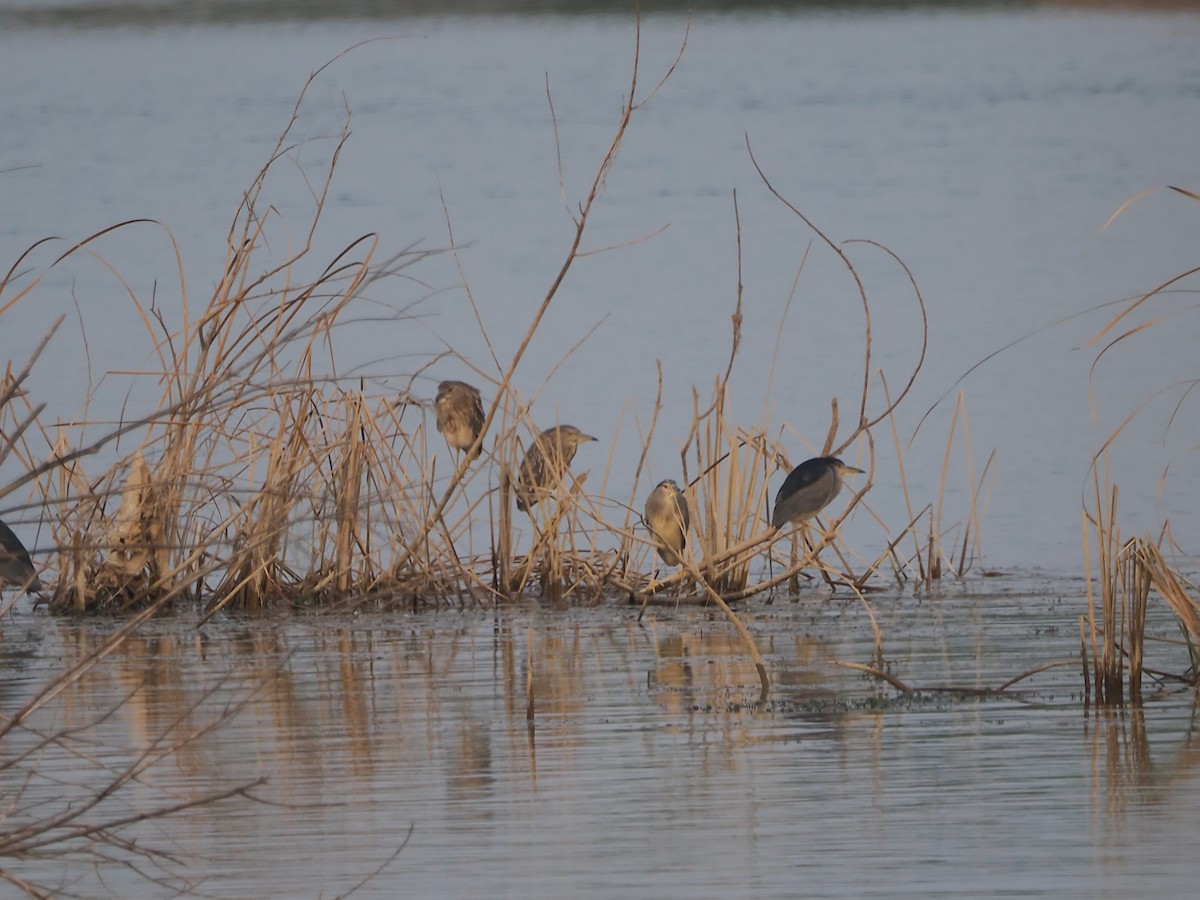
<box><xmin>835</xmin><ymin>657</ymin><xmax>1081</xmax><ymax>695</ymax></box>
<box><xmin>746</xmin><ymin>135</ymin><xmax>873</xmax><ymax>437</ymax></box>
<box><xmin>839</xmin><ymin>239</ymin><xmax>929</xmax><ymax>448</ymax></box>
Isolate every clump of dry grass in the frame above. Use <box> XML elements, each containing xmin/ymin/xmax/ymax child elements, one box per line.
<box><xmin>1078</xmin><ymin>184</ymin><xmax>1200</xmax><ymax>703</ymax></box>
<box><xmin>0</xmin><ymin>22</ymin><xmax>994</xmax><ymax>658</ymax></box>
<box><xmin>1081</xmin><ymin>483</ymin><xmax>1200</xmax><ymax>705</ymax></box>
<box><xmin>610</xmin><ymin>168</ymin><xmax>973</xmax><ymax>615</ymax></box>
<box><xmin>1082</xmin><ymin>470</ymin><xmax>1138</xmax><ymax>704</ymax></box>
<box><xmin>1</xmin><ymin>53</ymin><xmax>415</xmax><ymax>615</ymax></box>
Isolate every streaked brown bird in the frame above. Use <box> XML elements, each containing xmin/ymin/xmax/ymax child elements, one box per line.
<box><xmin>770</xmin><ymin>456</ymin><xmax>864</xmax><ymax>530</ymax></box>
<box><xmin>434</xmin><ymin>380</ymin><xmax>486</xmax><ymax>462</ymax></box>
<box><xmin>0</xmin><ymin>517</ymin><xmax>42</xmax><ymax>594</ymax></box>
<box><xmin>644</xmin><ymin>479</ymin><xmax>690</xmax><ymax>567</ymax></box>
<box><xmin>514</xmin><ymin>424</ymin><xmax>597</xmax><ymax>512</ymax></box>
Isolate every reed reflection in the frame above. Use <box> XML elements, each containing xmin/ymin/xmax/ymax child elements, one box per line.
<box><xmin>649</xmin><ymin>629</ymin><xmax>773</xmax><ymax>715</ymax></box>
<box><xmin>446</xmin><ymin>716</ymin><xmax>495</xmax><ymax>807</ymax></box>
<box><xmin>1085</xmin><ymin>703</ymin><xmax>1200</xmax><ymax>821</ymax></box>
<box><xmin>56</xmin><ymin>625</ymin><xmax>208</xmax><ymax>770</ymax></box>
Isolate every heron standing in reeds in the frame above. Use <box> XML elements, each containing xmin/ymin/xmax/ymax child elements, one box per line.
<box><xmin>644</xmin><ymin>479</ymin><xmax>690</xmax><ymax>567</ymax></box>
<box><xmin>0</xmin><ymin>517</ymin><xmax>42</xmax><ymax>594</ymax></box>
<box><xmin>434</xmin><ymin>380</ymin><xmax>486</xmax><ymax>462</ymax></box>
<box><xmin>771</xmin><ymin>457</ymin><xmax>864</xmax><ymax>530</ymax></box>
<box><xmin>514</xmin><ymin>425</ymin><xmax>597</xmax><ymax>512</ymax></box>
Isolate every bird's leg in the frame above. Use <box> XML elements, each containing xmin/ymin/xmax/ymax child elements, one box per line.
<box><xmin>809</xmin><ymin>519</ymin><xmax>840</xmax><ymax>590</ymax></box>
<box><xmin>637</xmin><ymin>568</ymin><xmax>660</xmax><ymax>623</ymax></box>
<box><xmin>788</xmin><ymin>529</ymin><xmax>803</xmax><ymax>594</ymax></box>
<box><xmin>646</xmin><ymin>566</ymin><xmax>662</xmax><ymax>596</ymax></box>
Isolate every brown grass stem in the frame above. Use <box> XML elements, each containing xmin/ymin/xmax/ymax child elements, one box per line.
<box><xmin>835</xmin><ymin>658</ymin><xmax>1081</xmax><ymax>695</ymax></box>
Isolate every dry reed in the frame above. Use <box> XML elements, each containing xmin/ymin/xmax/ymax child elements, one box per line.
<box><xmin>1078</xmin><ymin>184</ymin><xmax>1200</xmax><ymax>702</ymax></box>
<box><xmin>0</xmin><ymin>29</ymin><xmax>987</xmax><ymax>668</ymax></box>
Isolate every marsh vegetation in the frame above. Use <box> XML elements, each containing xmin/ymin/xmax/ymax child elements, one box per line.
<box><xmin>2</xmin><ymin>21</ymin><xmax>1197</xmax><ymax>688</ymax></box>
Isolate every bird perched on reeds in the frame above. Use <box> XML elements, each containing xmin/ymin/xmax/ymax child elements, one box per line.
<box><xmin>515</xmin><ymin>425</ymin><xmax>597</xmax><ymax>512</ymax></box>
<box><xmin>771</xmin><ymin>457</ymin><xmax>864</xmax><ymax>530</ymax></box>
<box><xmin>644</xmin><ymin>479</ymin><xmax>690</xmax><ymax>567</ymax></box>
<box><xmin>434</xmin><ymin>380</ymin><xmax>486</xmax><ymax>462</ymax></box>
<box><xmin>0</xmin><ymin>517</ymin><xmax>43</xmax><ymax>594</ymax></box>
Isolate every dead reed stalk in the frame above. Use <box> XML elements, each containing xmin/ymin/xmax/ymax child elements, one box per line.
<box><xmin>1083</xmin><ymin>470</ymin><xmax>1125</xmax><ymax>704</ymax></box>
<box><xmin>1134</xmin><ymin>540</ymin><xmax>1200</xmax><ymax>649</ymax></box>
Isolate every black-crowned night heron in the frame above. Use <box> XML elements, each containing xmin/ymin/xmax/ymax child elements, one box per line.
<box><xmin>644</xmin><ymin>479</ymin><xmax>690</xmax><ymax>567</ymax></box>
<box><xmin>515</xmin><ymin>424</ymin><xmax>597</xmax><ymax>512</ymax></box>
<box><xmin>771</xmin><ymin>457</ymin><xmax>864</xmax><ymax>530</ymax></box>
<box><xmin>434</xmin><ymin>380</ymin><xmax>485</xmax><ymax>462</ymax></box>
<box><xmin>0</xmin><ymin>517</ymin><xmax>42</xmax><ymax>594</ymax></box>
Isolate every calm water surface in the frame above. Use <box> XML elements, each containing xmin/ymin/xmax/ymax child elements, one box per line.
<box><xmin>4</xmin><ymin>582</ymin><xmax>1200</xmax><ymax>897</ymax></box>
<box><xmin>3</xmin><ymin>4</ymin><xmax>1200</xmax><ymax>897</ymax></box>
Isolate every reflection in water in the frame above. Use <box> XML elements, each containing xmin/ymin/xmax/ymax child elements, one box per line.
<box><xmin>4</xmin><ymin>591</ymin><xmax>1200</xmax><ymax>895</ymax></box>
<box><xmin>1088</xmin><ymin>702</ymin><xmax>1200</xmax><ymax>825</ymax></box>
<box><xmin>447</xmin><ymin>715</ymin><xmax>494</xmax><ymax>803</ymax></box>
<box><xmin>0</xmin><ymin>592</ymin><xmax>1190</xmax><ymax>897</ymax></box>
<box><xmin>1089</xmin><ymin>705</ymin><xmax>1152</xmax><ymax>820</ymax></box>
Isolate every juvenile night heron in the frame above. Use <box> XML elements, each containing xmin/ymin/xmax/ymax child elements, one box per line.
<box><xmin>0</xmin><ymin>517</ymin><xmax>42</xmax><ymax>594</ymax></box>
<box><xmin>514</xmin><ymin>424</ymin><xmax>597</xmax><ymax>512</ymax></box>
<box><xmin>434</xmin><ymin>380</ymin><xmax>485</xmax><ymax>462</ymax></box>
<box><xmin>771</xmin><ymin>457</ymin><xmax>864</xmax><ymax>530</ymax></box>
<box><xmin>644</xmin><ymin>479</ymin><xmax>690</xmax><ymax>567</ymax></box>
